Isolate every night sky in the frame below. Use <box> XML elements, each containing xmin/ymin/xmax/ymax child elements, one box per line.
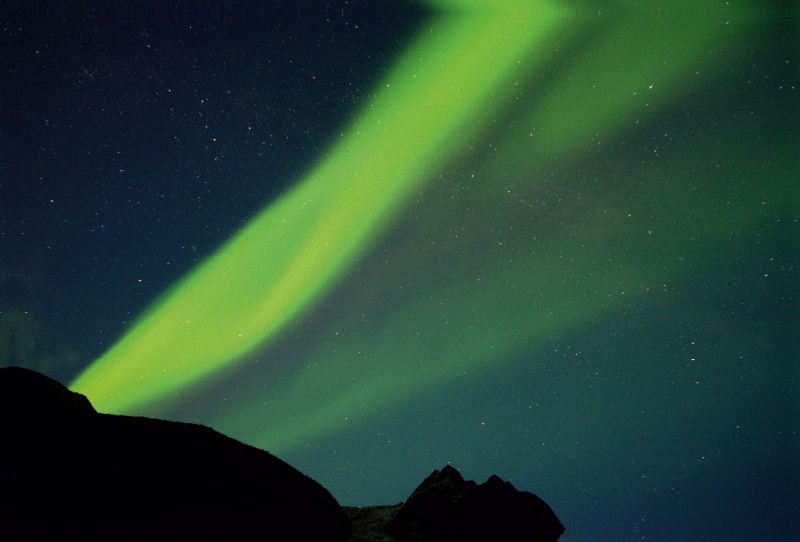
<box><xmin>2</xmin><ymin>1</ymin><xmax>798</xmax><ymax>541</ymax></box>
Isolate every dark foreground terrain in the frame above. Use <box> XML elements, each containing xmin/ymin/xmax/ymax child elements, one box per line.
<box><xmin>0</xmin><ymin>367</ymin><xmax>350</xmax><ymax>541</ymax></box>
<box><xmin>1</xmin><ymin>367</ymin><xmax>564</xmax><ymax>541</ymax></box>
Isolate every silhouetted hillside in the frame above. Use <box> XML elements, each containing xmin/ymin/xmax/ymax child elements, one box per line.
<box><xmin>0</xmin><ymin>367</ymin><xmax>351</xmax><ymax>541</ymax></box>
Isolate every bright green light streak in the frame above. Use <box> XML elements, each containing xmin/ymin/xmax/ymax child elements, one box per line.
<box><xmin>71</xmin><ymin>0</ymin><xmax>561</xmax><ymax>413</ymax></box>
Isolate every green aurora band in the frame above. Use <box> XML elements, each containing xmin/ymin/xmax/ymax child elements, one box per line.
<box><xmin>72</xmin><ymin>0</ymin><xmax>562</xmax><ymax>411</ymax></box>
<box><xmin>71</xmin><ymin>0</ymin><xmax>786</xmax><ymax>454</ymax></box>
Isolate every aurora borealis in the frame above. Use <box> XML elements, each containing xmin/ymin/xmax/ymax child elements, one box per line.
<box><xmin>3</xmin><ymin>1</ymin><xmax>798</xmax><ymax>540</ymax></box>
<box><xmin>70</xmin><ymin>0</ymin><xmax>561</xmax><ymax>413</ymax></box>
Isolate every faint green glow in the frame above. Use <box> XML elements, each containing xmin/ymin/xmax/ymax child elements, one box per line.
<box><xmin>527</xmin><ymin>2</ymin><xmax>753</xmax><ymax>158</ymax></box>
<box><xmin>212</xmin><ymin>119</ymin><xmax>781</xmax><ymax>453</ymax></box>
<box><xmin>200</xmin><ymin>1</ymin><xmax>769</xmax><ymax>452</ymax></box>
<box><xmin>71</xmin><ymin>0</ymin><xmax>562</xmax><ymax>412</ymax></box>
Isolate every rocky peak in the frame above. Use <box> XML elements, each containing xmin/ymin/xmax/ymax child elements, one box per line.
<box><xmin>346</xmin><ymin>466</ymin><xmax>565</xmax><ymax>542</ymax></box>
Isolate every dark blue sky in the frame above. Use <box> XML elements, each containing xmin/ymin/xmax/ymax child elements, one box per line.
<box><xmin>2</xmin><ymin>0</ymin><xmax>423</xmax><ymax>380</ymax></box>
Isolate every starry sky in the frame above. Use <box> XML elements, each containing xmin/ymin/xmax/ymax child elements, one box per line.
<box><xmin>2</xmin><ymin>1</ymin><xmax>798</xmax><ymax>541</ymax></box>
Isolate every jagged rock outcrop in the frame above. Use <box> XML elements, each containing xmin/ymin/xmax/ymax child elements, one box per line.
<box><xmin>0</xmin><ymin>367</ymin><xmax>351</xmax><ymax>541</ymax></box>
<box><xmin>344</xmin><ymin>465</ymin><xmax>564</xmax><ymax>542</ymax></box>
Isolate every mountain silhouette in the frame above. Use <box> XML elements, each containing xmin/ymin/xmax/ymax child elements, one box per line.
<box><xmin>0</xmin><ymin>366</ymin><xmax>350</xmax><ymax>541</ymax></box>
